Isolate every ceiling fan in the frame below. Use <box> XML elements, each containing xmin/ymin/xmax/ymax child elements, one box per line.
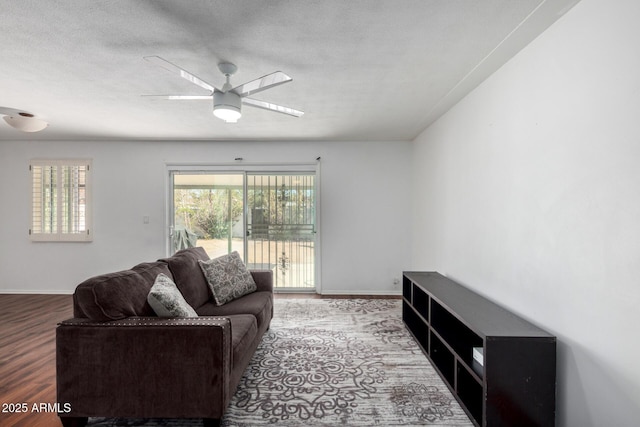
<box><xmin>0</xmin><ymin>107</ymin><xmax>48</xmax><ymax>132</ymax></box>
<box><xmin>143</xmin><ymin>56</ymin><xmax>304</xmax><ymax>123</ymax></box>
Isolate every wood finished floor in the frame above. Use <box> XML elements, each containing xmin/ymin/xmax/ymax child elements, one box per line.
<box><xmin>0</xmin><ymin>294</ymin><xmax>72</xmax><ymax>427</ymax></box>
<box><xmin>0</xmin><ymin>293</ymin><xmax>398</xmax><ymax>426</ymax></box>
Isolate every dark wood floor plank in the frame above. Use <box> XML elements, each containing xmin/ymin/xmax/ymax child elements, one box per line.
<box><xmin>0</xmin><ymin>294</ymin><xmax>72</xmax><ymax>427</ymax></box>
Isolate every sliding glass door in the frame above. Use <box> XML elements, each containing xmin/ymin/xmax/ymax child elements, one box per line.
<box><xmin>246</xmin><ymin>174</ymin><xmax>316</xmax><ymax>289</ymax></box>
<box><xmin>169</xmin><ymin>169</ymin><xmax>317</xmax><ymax>291</ymax></box>
<box><xmin>172</xmin><ymin>173</ymin><xmax>244</xmax><ymax>258</ymax></box>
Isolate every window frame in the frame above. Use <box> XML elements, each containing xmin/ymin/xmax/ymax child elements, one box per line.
<box><xmin>30</xmin><ymin>159</ymin><xmax>93</xmax><ymax>242</ymax></box>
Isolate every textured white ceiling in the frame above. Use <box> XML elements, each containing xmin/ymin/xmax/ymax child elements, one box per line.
<box><xmin>0</xmin><ymin>0</ymin><xmax>579</xmax><ymax>142</ymax></box>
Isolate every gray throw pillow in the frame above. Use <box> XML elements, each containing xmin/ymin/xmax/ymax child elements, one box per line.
<box><xmin>198</xmin><ymin>251</ymin><xmax>257</xmax><ymax>306</ymax></box>
<box><xmin>147</xmin><ymin>273</ymin><xmax>198</xmax><ymax>317</ymax></box>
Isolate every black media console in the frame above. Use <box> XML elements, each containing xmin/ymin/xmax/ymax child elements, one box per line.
<box><xmin>402</xmin><ymin>271</ymin><xmax>556</xmax><ymax>426</ymax></box>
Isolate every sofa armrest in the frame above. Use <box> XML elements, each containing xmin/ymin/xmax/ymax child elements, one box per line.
<box><xmin>250</xmin><ymin>269</ymin><xmax>273</xmax><ymax>293</ymax></box>
<box><xmin>56</xmin><ymin>317</ymin><xmax>232</xmax><ymax>419</ymax></box>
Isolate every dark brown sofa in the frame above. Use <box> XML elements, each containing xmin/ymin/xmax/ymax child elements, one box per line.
<box><xmin>56</xmin><ymin>247</ymin><xmax>273</xmax><ymax>427</ymax></box>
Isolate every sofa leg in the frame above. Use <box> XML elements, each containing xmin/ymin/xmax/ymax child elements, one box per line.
<box><xmin>203</xmin><ymin>418</ymin><xmax>221</xmax><ymax>427</ymax></box>
<box><xmin>59</xmin><ymin>416</ymin><xmax>88</xmax><ymax>427</ymax></box>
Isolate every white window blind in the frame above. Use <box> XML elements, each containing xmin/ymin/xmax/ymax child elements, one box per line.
<box><xmin>30</xmin><ymin>159</ymin><xmax>92</xmax><ymax>242</ymax></box>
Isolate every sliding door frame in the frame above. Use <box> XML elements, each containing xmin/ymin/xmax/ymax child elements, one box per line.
<box><xmin>166</xmin><ymin>162</ymin><xmax>321</xmax><ymax>293</ymax></box>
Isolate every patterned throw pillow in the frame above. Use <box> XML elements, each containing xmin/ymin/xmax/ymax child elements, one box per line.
<box><xmin>198</xmin><ymin>251</ymin><xmax>257</xmax><ymax>306</ymax></box>
<box><xmin>147</xmin><ymin>273</ymin><xmax>198</xmax><ymax>317</ymax></box>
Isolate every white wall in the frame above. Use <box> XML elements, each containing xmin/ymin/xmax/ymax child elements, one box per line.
<box><xmin>411</xmin><ymin>0</ymin><xmax>640</xmax><ymax>425</ymax></box>
<box><xmin>0</xmin><ymin>139</ymin><xmax>411</xmax><ymax>295</ymax></box>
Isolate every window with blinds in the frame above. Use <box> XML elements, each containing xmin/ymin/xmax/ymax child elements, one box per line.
<box><xmin>30</xmin><ymin>159</ymin><xmax>92</xmax><ymax>242</ymax></box>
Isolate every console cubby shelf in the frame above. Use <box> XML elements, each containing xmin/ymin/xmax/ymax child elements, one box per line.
<box><xmin>402</xmin><ymin>272</ymin><xmax>556</xmax><ymax>427</ymax></box>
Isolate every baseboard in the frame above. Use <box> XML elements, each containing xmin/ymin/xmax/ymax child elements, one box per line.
<box><xmin>0</xmin><ymin>289</ymin><xmax>402</xmax><ymax>297</ymax></box>
<box><xmin>0</xmin><ymin>289</ymin><xmax>73</xmax><ymax>295</ymax></box>
<box><xmin>320</xmin><ymin>290</ymin><xmax>402</xmax><ymax>297</ymax></box>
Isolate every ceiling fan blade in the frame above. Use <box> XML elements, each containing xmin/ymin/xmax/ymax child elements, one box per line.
<box><xmin>232</xmin><ymin>71</ymin><xmax>292</xmax><ymax>97</ymax></box>
<box><xmin>142</xmin><ymin>95</ymin><xmax>213</xmax><ymax>100</ymax></box>
<box><xmin>144</xmin><ymin>56</ymin><xmax>216</xmax><ymax>93</ymax></box>
<box><xmin>242</xmin><ymin>98</ymin><xmax>304</xmax><ymax>117</ymax></box>
<box><xmin>0</xmin><ymin>106</ymin><xmax>29</xmax><ymax>115</ymax></box>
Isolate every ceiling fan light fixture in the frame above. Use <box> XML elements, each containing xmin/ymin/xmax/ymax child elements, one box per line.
<box><xmin>144</xmin><ymin>56</ymin><xmax>302</xmax><ymax>121</ymax></box>
<box><xmin>213</xmin><ymin>91</ymin><xmax>242</xmax><ymax>123</ymax></box>
<box><xmin>2</xmin><ymin>112</ymin><xmax>48</xmax><ymax>132</ymax></box>
<box><xmin>214</xmin><ymin>106</ymin><xmax>241</xmax><ymax>123</ymax></box>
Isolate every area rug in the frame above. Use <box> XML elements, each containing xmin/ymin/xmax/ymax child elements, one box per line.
<box><xmin>88</xmin><ymin>299</ymin><xmax>473</xmax><ymax>426</ymax></box>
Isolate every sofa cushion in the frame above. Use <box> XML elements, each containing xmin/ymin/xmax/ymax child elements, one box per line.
<box><xmin>75</xmin><ymin>262</ymin><xmax>171</xmax><ymax>321</ymax></box>
<box><xmin>147</xmin><ymin>273</ymin><xmax>198</xmax><ymax>318</ymax></box>
<box><xmin>198</xmin><ymin>251</ymin><xmax>257</xmax><ymax>306</ymax></box>
<box><xmin>196</xmin><ymin>291</ymin><xmax>273</xmax><ymax>331</ymax></box>
<box><xmin>160</xmin><ymin>247</ymin><xmax>211</xmax><ymax>310</ymax></box>
<box><xmin>226</xmin><ymin>314</ymin><xmax>258</xmax><ymax>370</ymax></box>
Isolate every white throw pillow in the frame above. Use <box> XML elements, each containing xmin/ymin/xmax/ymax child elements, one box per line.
<box><xmin>147</xmin><ymin>273</ymin><xmax>198</xmax><ymax>317</ymax></box>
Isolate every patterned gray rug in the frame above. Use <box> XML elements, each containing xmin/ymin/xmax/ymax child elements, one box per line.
<box><xmin>88</xmin><ymin>299</ymin><xmax>472</xmax><ymax>426</ymax></box>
